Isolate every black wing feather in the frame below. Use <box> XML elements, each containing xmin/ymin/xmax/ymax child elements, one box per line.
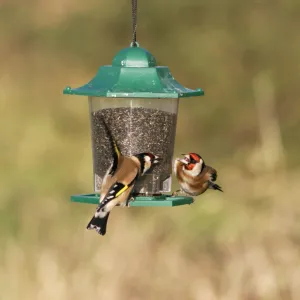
<box><xmin>97</xmin><ymin>173</ymin><xmax>139</xmax><ymax>211</ymax></box>
<box><xmin>210</xmin><ymin>170</ymin><xmax>217</xmax><ymax>182</ymax></box>
<box><xmin>97</xmin><ymin>182</ymin><xmax>128</xmax><ymax>211</ymax></box>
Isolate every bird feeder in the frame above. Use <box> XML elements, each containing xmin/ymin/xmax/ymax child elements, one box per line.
<box><xmin>63</xmin><ymin>44</ymin><xmax>204</xmax><ymax>206</ymax></box>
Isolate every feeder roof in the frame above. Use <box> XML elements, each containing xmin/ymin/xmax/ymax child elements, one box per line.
<box><xmin>63</xmin><ymin>44</ymin><xmax>204</xmax><ymax>98</ymax></box>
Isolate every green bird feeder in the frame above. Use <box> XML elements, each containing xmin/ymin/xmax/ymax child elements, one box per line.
<box><xmin>63</xmin><ymin>3</ymin><xmax>204</xmax><ymax>207</ymax></box>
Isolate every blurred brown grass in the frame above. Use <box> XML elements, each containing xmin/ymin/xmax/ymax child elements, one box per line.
<box><xmin>1</xmin><ymin>0</ymin><xmax>300</xmax><ymax>299</ymax></box>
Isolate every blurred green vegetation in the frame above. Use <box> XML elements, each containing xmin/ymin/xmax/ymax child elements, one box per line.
<box><xmin>1</xmin><ymin>0</ymin><xmax>300</xmax><ymax>299</ymax></box>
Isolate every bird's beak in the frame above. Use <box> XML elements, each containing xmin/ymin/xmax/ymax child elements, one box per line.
<box><xmin>154</xmin><ymin>155</ymin><xmax>160</xmax><ymax>164</ymax></box>
<box><xmin>179</xmin><ymin>154</ymin><xmax>190</xmax><ymax>165</ymax></box>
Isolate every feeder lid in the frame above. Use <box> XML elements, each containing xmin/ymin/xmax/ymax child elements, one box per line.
<box><xmin>63</xmin><ymin>43</ymin><xmax>204</xmax><ymax>98</ymax></box>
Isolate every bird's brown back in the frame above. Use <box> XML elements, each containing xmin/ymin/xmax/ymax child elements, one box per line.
<box><xmin>100</xmin><ymin>156</ymin><xmax>140</xmax><ymax>198</ymax></box>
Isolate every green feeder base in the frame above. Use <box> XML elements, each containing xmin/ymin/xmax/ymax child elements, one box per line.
<box><xmin>71</xmin><ymin>193</ymin><xmax>193</xmax><ymax>207</ymax></box>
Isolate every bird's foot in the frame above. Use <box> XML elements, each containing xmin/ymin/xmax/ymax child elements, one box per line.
<box><xmin>171</xmin><ymin>190</ymin><xmax>180</xmax><ymax>197</ymax></box>
<box><xmin>126</xmin><ymin>196</ymin><xmax>135</xmax><ymax>207</ymax></box>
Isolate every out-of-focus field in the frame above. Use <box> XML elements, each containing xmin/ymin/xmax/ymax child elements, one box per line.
<box><xmin>1</xmin><ymin>0</ymin><xmax>300</xmax><ymax>299</ymax></box>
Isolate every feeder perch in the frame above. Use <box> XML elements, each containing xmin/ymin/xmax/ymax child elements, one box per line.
<box><xmin>63</xmin><ymin>44</ymin><xmax>204</xmax><ymax>206</ymax></box>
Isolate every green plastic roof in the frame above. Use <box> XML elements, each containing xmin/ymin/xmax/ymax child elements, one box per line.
<box><xmin>63</xmin><ymin>44</ymin><xmax>204</xmax><ymax>98</ymax></box>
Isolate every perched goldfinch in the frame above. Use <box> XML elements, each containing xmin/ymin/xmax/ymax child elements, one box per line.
<box><xmin>86</xmin><ymin>118</ymin><xmax>159</xmax><ymax>236</ymax></box>
<box><xmin>173</xmin><ymin>152</ymin><xmax>223</xmax><ymax>198</ymax></box>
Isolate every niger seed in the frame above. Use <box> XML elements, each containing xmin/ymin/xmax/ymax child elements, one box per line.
<box><xmin>90</xmin><ymin>107</ymin><xmax>177</xmax><ymax>194</ymax></box>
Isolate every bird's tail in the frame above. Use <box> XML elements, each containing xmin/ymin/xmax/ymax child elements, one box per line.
<box><xmin>210</xmin><ymin>183</ymin><xmax>223</xmax><ymax>192</ymax></box>
<box><xmin>86</xmin><ymin>212</ymin><xmax>110</xmax><ymax>236</ymax></box>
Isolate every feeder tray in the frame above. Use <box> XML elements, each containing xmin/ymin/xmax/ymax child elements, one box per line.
<box><xmin>71</xmin><ymin>194</ymin><xmax>194</xmax><ymax>207</ymax></box>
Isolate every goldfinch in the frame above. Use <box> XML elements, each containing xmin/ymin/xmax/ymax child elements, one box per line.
<box><xmin>86</xmin><ymin>118</ymin><xmax>159</xmax><ymax>236</ymax></box>
<box><xmin>173</xmin><ymin>152</ymin><xmax>223</xmax><ymax>198</ymax></box>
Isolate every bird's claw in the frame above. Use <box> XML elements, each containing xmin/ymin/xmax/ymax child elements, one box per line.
<box><xmin>126</xmin><ymin>196</ymin><xmax>135</xmax><ymax>207</ymax></box>
<box><xmin>171</xmin><ymin>189</ymin><xmax>183</xmax><ymax>197</ymax></box>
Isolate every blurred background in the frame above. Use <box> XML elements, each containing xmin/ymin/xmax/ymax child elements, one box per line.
<box><xmin>1</xmin><ymin>0</ymin><xmax>300</xmax><ymax>299</ymax></box>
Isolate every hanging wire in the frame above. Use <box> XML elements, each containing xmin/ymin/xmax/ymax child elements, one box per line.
<box><xmin>131</xmin><ymin>0</ymin><xmax>138</xmax><ymax>46</ymax></box>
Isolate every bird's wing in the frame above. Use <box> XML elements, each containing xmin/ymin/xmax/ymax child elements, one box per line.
<box><xmin>98</xmin><ymin>174</ymin><xmax>138</xmax><ymax>211</ymax></box>
<box><xmin>99</xmin><ymin>182</ymin><xmax>130</xmax><ymax>209</ymax></box>
<box><xmin>101</xmin><ymin>117</ymin><xmax>122</xmax><ymax>176</ymax></box>
<box><xmin>200</xmin><ymin>166</ymin><xmax>217</xmax><ymax>182</ymax></box>
<box><xmin>100</xmin><ymin>157</ymin><xmax>140</xmax><ymax>204</ymax></box>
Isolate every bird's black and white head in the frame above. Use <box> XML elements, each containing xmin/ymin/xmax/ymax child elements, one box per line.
<box><xmin>180</xmin><ymin>152</ymin><xmax>205</xmax><ymax>175</ymax></box>
<box><xmin>134</xmin><ymin>152</ymin><xmax>159</xmax><ymax>176</ymax></box>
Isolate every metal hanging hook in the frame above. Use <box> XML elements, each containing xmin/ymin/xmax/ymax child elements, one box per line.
<box><xmin>131</xmin><ymin>0</ymin><xmax>138</xmax><ymax>47</ymax></box>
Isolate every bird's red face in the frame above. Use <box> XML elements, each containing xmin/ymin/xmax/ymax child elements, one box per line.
<box><xmin>180</xmin><ymin>153</ymin><xmax>202</xmax><ymax>170</ymax></box>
